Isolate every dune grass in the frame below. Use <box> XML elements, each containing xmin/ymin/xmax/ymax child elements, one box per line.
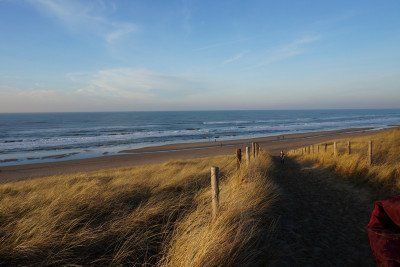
<box><xmin>290</xmin><ymin>127</ymin><xmax>400</xmax><ymax>193</ymax></box>
<box><xmin>0</xmin><ymin>153</ymin><xmax>278</xmax><ymax>265</ymax></box>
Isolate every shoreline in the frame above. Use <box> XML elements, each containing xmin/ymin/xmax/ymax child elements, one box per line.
<box><xmin>0</xmin><ymin>127</ymin><xmax>392</xmax><ymax>183</ymax></box>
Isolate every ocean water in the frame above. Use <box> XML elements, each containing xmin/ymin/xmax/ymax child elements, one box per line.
<box><xmin>1</xmin><ymin>109</ymin><xmax>400</xmax><ymax>166</ymax></box>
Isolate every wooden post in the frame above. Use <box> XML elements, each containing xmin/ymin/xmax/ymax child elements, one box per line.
<box><xmin>317</xmin><ymin>145</ymin><xmax>320</xmax><ymax>153</ymax></box>
<box><xmin>236</xmin><ymin>148</ymin><xmax>242</xmax><ymax>170</ymax></box>
<box><xmin>347</xmin><ymin>141</ymin><xmax>351</xmax><ymax>155</ymax></box>
<box><xmin>252</xmin><ymin>142</ymin><xmax>256</xmax><ymax>158</ymax></box>
<box><xmin>333</xmin><ymin>142</ymin><xmax>337</xmax><ymax>156</ymax></box>
<box><xmin>246</xmin><ymin>146</ymin><xmax>250</xmax><ymax>165</ymax></box>
<box><xmin>210</xmin><ymin>166</ymin><xmax>220</xmax><ymax>219</ymax></box>
<box><xmin>368</xmin><ymin>141</ymin><xmax>373</xmax><ymax>165</ymax></box>
<box><xmin>324</xmin><ymin>143</ymin><xmax>327</xmax><ymax>152</ymax></box>
<box><xmin>308</xmin><ymin>146</ymin><xmax>311</xmax><ymax>154</ymax></box>
<box><xmin>312</xmin><ymin>145</ymin><xmax>314</xmax><ymax>154</ymax></box>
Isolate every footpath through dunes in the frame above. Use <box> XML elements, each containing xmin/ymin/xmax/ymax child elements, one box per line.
<box><xmin>270</xmin><ymin>156</ymin><xmax>376</xmax><ymax>266</ymax></box>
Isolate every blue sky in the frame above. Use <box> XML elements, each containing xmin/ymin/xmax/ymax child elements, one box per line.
<box><xmin>0</xmin><ymin>0</ymin><xmax>399</xmax><ymax>112</ymax></box>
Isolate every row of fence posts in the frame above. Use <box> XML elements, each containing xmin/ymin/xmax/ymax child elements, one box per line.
<box><xmin>210</xmin><ymin>142</ymin><xmax>261</xmax><ymax>219</ymax></box>
<box><xmin>288</xmin><ymin>140</ymin><xmax>374</xmax><ymax>166</ymax></box>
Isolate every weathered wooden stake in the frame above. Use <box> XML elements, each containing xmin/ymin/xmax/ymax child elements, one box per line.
<box><xmin>246</xmin><ymin>146</ymin><xmax>251</xmax><ymax>165</ymax></box>
<box><xmin>347</xmin><ymin>141</ymin><xmax>351</xmax><ymax>155</ymax></box>
<box><xmin>210</xmin><ymin>166</ymin><xmax>220</xmax><ymax>219</ymax></box>
<box><xmin>324</xmin><ymin>143</ymin><xmax>327</xmax><ymax>152</ymax></box>
<box><xmin>317</xmin><ymin>145</ymin><xmax>320</xmax><ymax>153</ymax></box>
<box><xmin>236</xmin><ymin>148</ymin><xmax>242</xmax><ymax>170</ymax></box>
<box><xmin>368</xmin><ymin>140</ymin><xmax>373</xmax><ymax>165</ymax></box>
<box><xmin>252</xmin><ymin>142</ymin><xmax>256</xmax><ymax>158</ymax></box>
<box><xmin>333</xmin><ymin>142</ymin><xmax>338</xmax><ymax>156</ymax></box>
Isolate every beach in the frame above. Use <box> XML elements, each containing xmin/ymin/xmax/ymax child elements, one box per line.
<box><xmin>0</xmin><ymin>127</ymin><xmax>387</xmax><ymax>183</ymax></box>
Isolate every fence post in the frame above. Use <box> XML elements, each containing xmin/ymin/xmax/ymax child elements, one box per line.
<box><xmin>347</xmin><ymin>141</ymin><xmax>351</xmax><ymax>155</ymax></box>
<box><xmin>251</xmin><ymin>142</ymin><xmax>256</xmax><ymax>158</ymax></box>
<box><xmin>246</xmin><ymin>146</ymin><xmax>251</xmax><ymax>165</ymax></box>
<box><xmin>324</xmin><ymin>143</ymin><xmax>327</xmax><ymax>152</ymax></box>
<box><xmin>317</xmin><ymin>145</ymin><xmax>320</xmax><ymax>153</ymax></box>
<box><xmin>368</xmin><ymin>141</ymin><xmax>373</xmax><ymax>165</ymax></box>
<box><xmin>236</xmin><ymin>148</ymin><xmax>242</xmax><ymax>170</ymax></box>
<box><xmin>210</xmin><ymin>166</ymin><xmax>220</xmax><ymax>220</ymax></box>
<box><xmin>333</xmin><ymin>142</ymin><xmax>337</xmax><ymax>156</ymax></box>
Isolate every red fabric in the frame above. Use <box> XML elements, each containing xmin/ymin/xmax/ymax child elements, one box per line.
<box><xmin>367</xmin><ymin>195</ymin><xmax>400</xmax><ymax>267</ymax></box>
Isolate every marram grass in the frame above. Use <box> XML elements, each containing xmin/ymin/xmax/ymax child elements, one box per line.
<box><xmin>292</xmin><ymin>128</ymin><xmax>400</xmax><ymax>194</ymax></box>
<box><xmin>0</xmin><ymin>153</ymin><xmax>278</xmax><ymax>266</ymax></box>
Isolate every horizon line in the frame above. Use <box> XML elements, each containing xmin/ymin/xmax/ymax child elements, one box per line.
<box><xmin>1</xmin><ymin>107</ymin><xmax>400</xmax><ymax>115</ymax></box>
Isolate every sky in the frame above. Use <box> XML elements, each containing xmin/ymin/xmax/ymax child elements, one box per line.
<box><xmin>0</xmin><ymin>0</ymin><xmax>399</xmax><ymax>112</ymax></box>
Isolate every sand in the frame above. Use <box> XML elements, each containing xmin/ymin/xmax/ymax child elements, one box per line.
<box><xmin>0</xmin><ymin>127</ymin><xmax>386</xmax><ymax>183</ymax></box>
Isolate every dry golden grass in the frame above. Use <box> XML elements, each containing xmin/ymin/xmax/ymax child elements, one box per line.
<box><xmin>0</xmin><ymin>153</ymin><xmax>278</xmax><ymax>265</ymax></box>
<box><xmin>162</xmin><ymin>154</ymin><xmax>278</xmax><ymax>266</ymax></box>
<box><xmin>290</xmin><ymin>127</ymin><xmax>400</xmax><ymax>193</ymax></box>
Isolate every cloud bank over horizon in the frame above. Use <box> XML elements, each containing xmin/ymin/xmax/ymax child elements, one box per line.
<box><xmin>0</xmin><ymin>0</ymin><xmax>399</xmax><ymax>112</ymax></box>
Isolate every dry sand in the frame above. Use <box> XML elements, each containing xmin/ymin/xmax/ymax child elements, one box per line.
<box><xmin>0</xmin><ymin>127</ymin><xmax>386</xmax><ymax>183</ymax></box>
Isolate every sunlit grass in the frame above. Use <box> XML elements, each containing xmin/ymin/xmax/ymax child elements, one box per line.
<box><xmin>290</xmin><ymin>128</ymin><xmax>400</xmax><ymax>193</ymax></box>
<box><xmin>0</xmin><ymin>153</ymin><xmax>278</xmax><ymax>265</ymax></box>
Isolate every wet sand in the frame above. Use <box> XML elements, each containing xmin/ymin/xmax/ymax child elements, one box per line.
<box><xmin>0</xmin><ymin>127</ymin><xmax>388</xmax><ymax>183</ymax></box>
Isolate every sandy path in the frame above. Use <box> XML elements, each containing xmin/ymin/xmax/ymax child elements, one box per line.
<box><xmin>271</xmin><ymin>157</ymin><xmax>375</xmax><ymax>265</ymax></box>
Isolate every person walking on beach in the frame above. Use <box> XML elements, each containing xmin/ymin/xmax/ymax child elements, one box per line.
<box><xmin>280</xmin><ymin>150</ymin><xmax>285</xmax><ymax>164</ymax></box>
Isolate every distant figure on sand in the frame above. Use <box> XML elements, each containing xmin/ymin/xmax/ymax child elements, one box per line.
<box><xmin>280</xmin><ymin>150</ymin><xmax>285</xmax><ymax>164</ymax></box>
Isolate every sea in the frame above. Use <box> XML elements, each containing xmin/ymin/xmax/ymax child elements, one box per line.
<box><xmin>1</xmin><ymin>109</ymin><xmax>400</xmax><ymax>166</ymax></box>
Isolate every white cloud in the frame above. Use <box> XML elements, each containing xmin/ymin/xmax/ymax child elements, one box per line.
<box><xmin>245</xmin><ymin>35</ymin><xmax>320</xmax><ymax>69</ymax></box>
<box><xmin>29</xmin><ymin>0</ymin><xmax>136</xmax><ymax>44</ymax></box>
<box><xmin>105</xmin><ymin>23</ymin><xmax>136</xmax><ymax>44</ymax></box>
<box><xmin>0</xmin><ymin>68</ymin><xmax>210</xmax><ymax>112</ymax></box>
<box><xmin>222</xmin><ymin>51</ymin><xmax>249</xmax><ymax>65</ymax></box>
<box><xmin>78</xmin><ymin>68</ymin><xmax>204</xmax><ymax>98</ymax></box>
<box><xmin>194</xmin><ymin>37</ymin><xmax>252</xmax><ymax>52</ymax></box>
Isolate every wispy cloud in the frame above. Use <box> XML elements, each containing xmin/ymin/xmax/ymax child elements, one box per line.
<box><xmin>194</xmin><ymin>37</ymin><xmax>252</xmax><ymax>52</ymax></box>
<box><xmin>222</xmin><ymin>51</ymin><xmax>249</xmax><ymax>65</ymax></box>
<box><xmin>181</xmin><ymin>0</ymin><xmax>192</xmax><ymax>34</ymax></box>
<box><xmin>0</xmin><ymin>68</ymin><xmax>208</xmax><ymax>112</ymax></box>
<box><xmin>245</xmin><ymin>35</ymin><xmax>320</xmax><ymax>69</ymax></box>
<box><xmin>79</xmin><ymin>68</ymin><xmax>204</xmax><ymax>98</ymax></box>
<box><xmin>29</xmin><ymin>0</ymin><xmax>136</xmax><ymax>45</ymax></box>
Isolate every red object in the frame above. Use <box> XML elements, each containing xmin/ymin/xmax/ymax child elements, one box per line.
<box><xmin>367</xmin><ymin>195</ymin><xmax>400</xmax><ymax>266</ymax></box>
